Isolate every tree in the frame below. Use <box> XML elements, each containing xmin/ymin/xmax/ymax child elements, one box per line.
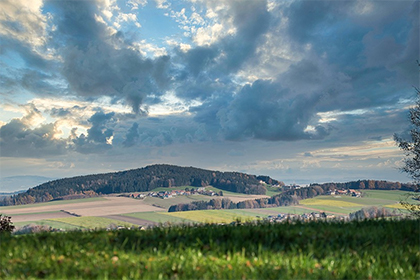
<box><xmin>0</xmin><ymin>214</ymin><xmax>15</xmax><ymax>234</ymax></box>
<box><xmin>394</xmin><ymin>64</ymin><xmax>420</xmax><ymax>218</ymax></box>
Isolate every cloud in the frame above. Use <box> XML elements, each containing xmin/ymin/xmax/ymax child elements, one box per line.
<box><xmin>0</xmin><ymin>117</ymin><xmax>67</xmax><ymax>158</ymax></box>
<box><xmin>45</xmin><ymin>0</ymin><xmax>171</xmax><ymax>113</ymax></box>
<box><xmin>72</xmin><ymin>110</ymin><xmax>115</xmax><ymax>153</ymax></box>
<box><xmin>123</xmin><ymin>122</ymin><xmax>139</xmax><ymax>147</ymax></box>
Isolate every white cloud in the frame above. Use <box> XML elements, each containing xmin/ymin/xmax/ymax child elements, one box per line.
<box><xmin>0</xmin><ymin>0</ymin><xmax>47</xmax><ymax>47</ymax></box>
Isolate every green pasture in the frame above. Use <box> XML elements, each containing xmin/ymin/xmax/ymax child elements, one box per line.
<box><xmin>49</xmin><ymin>216</ymin><xmax>137</xmax><ymax>229</ymax></box>
<box><xmin>13</xmin><ymin>220</ymin><xmax>82</xmax><ymax>230</ymax></box>
<box><xmin>265</xmin><ymin>185</ymin><xmax>283</xmax><ymax>197</ymax></box>
<box><xmin>162</xmin><ymin>209</ymin><xmax>257</xmax><ymax>223</ymax></box>
<box><xmin>362</xmin><ymin>190</ymin><xmax>415</xmax><ymax>201</ymax></box>
<box><xmin>0</xmin><ymin>197</ymin><xmax>106</xmax><ymax>211</ymax></box>
<box><xmin>123</xmin><ymin>211</ymin><xmax>194</xmax><ymax>224</ymax></box>
<box><xmin>1</xmin><ymin>220</ymin><xmax>418</xmax><ymax>279</ymax></box>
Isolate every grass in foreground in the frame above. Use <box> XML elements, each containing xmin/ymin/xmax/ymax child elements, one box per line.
<box><xmin>1</xmin><ymin>219</ymin><xmax>418</xmax><ymax>279</ymax></box>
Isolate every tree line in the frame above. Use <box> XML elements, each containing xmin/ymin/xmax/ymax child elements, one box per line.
<box><xmin>309</xmin><ymin>180</ymin><xmax>416</xmax><ymax>192</ymax></box>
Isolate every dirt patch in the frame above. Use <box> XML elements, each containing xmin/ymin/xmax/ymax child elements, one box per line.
<box><xmin>10</xmin><ymin>211</ymin><xmax>74</xmax><ymax>223</ymax></box>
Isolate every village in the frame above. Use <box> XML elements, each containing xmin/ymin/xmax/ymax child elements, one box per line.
<box><xmin>263</xmin><ymin>212</ymin><xmax>345</xmax><ymax>223</ymax></box>
<box><xmin>125</xmin><ymin>187</ymin><xmax>222</xmax><ymax>200</ymax></box>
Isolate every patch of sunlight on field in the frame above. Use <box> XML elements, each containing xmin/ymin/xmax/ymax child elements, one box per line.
<box><xmin>49</xmin><ymin>216</ymin><xmax>136</xmax><ymax>229</ymax></box>
<box><xmin>161</xmin><ymin>210</ymin><xmax>256</xmax><ymax>224</ymax></box>
<box><xmin>300</xmin><ymin>198</ymin><xmax>363</xmax><ymax>207</ymax></box>
<box><xmin>384</xmin><ymin>204</ymin><xmax>407</xmax><ymax>209</ymax></box>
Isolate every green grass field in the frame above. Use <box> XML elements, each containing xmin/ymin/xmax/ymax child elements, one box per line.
<box><xmin>1</xmin><ymin>220</ymin><xmax>418</xmax><ymax>279</ymax></box>
<box><xmin>162</xmin><ymin>209</ymin><xmax>258</xmax><ymax>223</ymax></box>
<box><xmin>49</xmin><ymin>216</ymin><xmax>137</xmax><ymax>229</ymax></box>
<box><xmin>12</xmin><ymin>220</ymin><xmax>82</xmax><ymax>230</ymax></box>
<box><xmin>123</xmin><ymin>211</ymin><xmax>194</xmax><ymax>224</ymax></box>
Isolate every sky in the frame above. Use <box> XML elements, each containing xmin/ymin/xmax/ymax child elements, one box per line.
<box><xmin>0</xmin><ymin>0</ymin><xmax>419</xmax><ymax>188</ymax></box>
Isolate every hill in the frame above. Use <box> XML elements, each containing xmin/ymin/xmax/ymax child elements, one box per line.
<box><xmin>0</xmin><ymin>164</ymin><xmax>280</xmax><ymax>206</ymax></box>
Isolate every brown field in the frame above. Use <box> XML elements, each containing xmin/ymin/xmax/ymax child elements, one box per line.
<box><xmin>9</xmin><ymin>212</ymin><xmax>74</xmax><ymax>223</ymax></box>
<box><xmin>1</xmin><ymin>196</ymin><xmax>164</xmax><ymax>222</ymax></box>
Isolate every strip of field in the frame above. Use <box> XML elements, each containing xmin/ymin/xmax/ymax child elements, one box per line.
<box><xmin>300</xmin><ymin>198</ymin><xmax>363</xmax><ymax>207</ymax></box>
<box><xmin>161</xmin><ymin>209</ymin><xmax>257</xmax><ymax>223</ymax></box>
<box><xmin>49</xmin><ymin>216</ymin><xmax>137</xmax><ymax>229</ymax></box>
<box><xmin>104</xmin><ymin>215</ymin><xmax>158</xmax><ymax>226</ymax></box>
<box><xmin>8</xmin><ymin>211</ymin><xmax>75</xmax><ymax>223</ymax></box>
<box><xmin>13</xmin><ymin>220</ymin><xmax>82</xmax><ymax>230</ymax></box>
<box><xmin>0</xmin><ymin>197</ymin><xmax>106</xmax><ymax>211</ymax></box>
<box><xmin>123</xmin><ymin>211</ymin><xmax>194</xmax><ymax>224</ymax></box>
<box><xmin>224</xmin><ymin>194</ymin><xmax>269</xmax><ymax>203</ymax></box>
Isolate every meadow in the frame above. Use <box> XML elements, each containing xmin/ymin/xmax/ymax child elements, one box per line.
<box><xmin>1</xmin><ymin>219</ymin><xmax>418</xmax><ymax>279</ymax></box>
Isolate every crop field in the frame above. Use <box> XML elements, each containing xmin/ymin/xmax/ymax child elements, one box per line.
<box><xmin>1</xmin><ymin>220</ymin><xmax>418</xmax><ymax>279</ymax></box>
<box><xmin>49</xmin><ymin>216</ymin><xmax>137</xmax><ymax>229</ymax></box>
<box><xmin>162</xmin><ymin>209</ymin><xmax>258</xmax><ymax>223</ymax></box>
<box><xmin>123</xmin><ymin>211</ymin><xmax>194</xmax><ymax>224</ymax></box>
<box><xmin>300</xmin><ymin>198</ymin><xmax>363</xmax><ymax>208</ymax></box>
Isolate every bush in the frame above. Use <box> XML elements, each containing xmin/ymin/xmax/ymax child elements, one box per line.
<box><xmin>0</xmin><ymin>214</ymin><xmax>15</xmax><ymax>234</ymax></box>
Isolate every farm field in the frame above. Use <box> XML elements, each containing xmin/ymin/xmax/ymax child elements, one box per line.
<box><xmin>2</xmin><ymin>189</ymin><xmax>417</xmax><ymax>230</ymax></box>
<box><xmin>0</xmin><ymin>197</ymin><xmax>106</xmax><ymax>211</ymax></box>
<box><xmin>123</xmin><ymin>211</ymin><xmax>194</xmax><ymax>224</ymax></box>
<box><xmin>49</xmin><ymin>216</ymin><xmax>137</xmax><ymax>229</ymax></box>
<box><xmin>162</xmin><ymin>209</ymin><xmax>259</xmax><ymax>223</ymax></box>
<box><xmin>297</xmin><ymin>190</ymin><xmax>418</xmax><ymax>215</ymax></box>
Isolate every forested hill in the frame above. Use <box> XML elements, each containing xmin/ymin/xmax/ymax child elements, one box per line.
<box><xmin>1</xmin><ymin>164</ymin><xmax>280</xmax><ymax>206</ymax></box>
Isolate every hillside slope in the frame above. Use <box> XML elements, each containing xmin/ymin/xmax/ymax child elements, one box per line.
<box><xmin>1</xmin><ymin>164</ymin><xmax>279</xmax><ymax>206</ymax></box>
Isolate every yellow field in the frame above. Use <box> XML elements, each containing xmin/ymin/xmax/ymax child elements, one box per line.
<box><xmin>300</xmin><ymin>198</ymin><xmax>363</xmax><ymax>208</ymax></box>
<box><xmin>383</xmin><ymin>204</ymin><xmax>407</xmax><ymax>209</ymax></box>
<box><xmin>161</xmin><ymin>210</ymin><xmax>256</xmax><ymax>224</ymax></box>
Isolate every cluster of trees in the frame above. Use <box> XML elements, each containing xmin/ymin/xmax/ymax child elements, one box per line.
<box><xmin>349</xmin><ymin>207</ymin><xmax>396</xmax><ymax>220</ymax></box>
<box><xmin>168</xmin><ymin>195</ymin><xmax>299</xmax><ymax>212</ymax></box>
<box><xmin>310</xmin><ymin>180</ymin><xmax>416</xmax><ymax>192</ymax></box>
<box><xmin>0</xmin><ymin>165</ymin><xmax>273</xmax><ymax>206</ymax></box>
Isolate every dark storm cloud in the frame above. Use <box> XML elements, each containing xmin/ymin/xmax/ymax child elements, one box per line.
<box><xmin>72</xmin><ymin>110</ymin><xmax>115</xmax><ymax>154</ymax></box>
<box><xmin>46</xmin><ymin>0</ymin><xmax>171</xmax><ymax>113</ymax></box>
<box><xmin>219</xmin><ymin>79</ymin><xmax>330</xmax><ymax>141</ymax></box>
<box><xmin>0</xmin><ymin>120</ymin><xmax>67</xmax><ymax>158</ymax></box>
<box><xmin>123</xmin><ymin>122</ymin><xmax>139</xmax><ymax>147</ymax></box>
